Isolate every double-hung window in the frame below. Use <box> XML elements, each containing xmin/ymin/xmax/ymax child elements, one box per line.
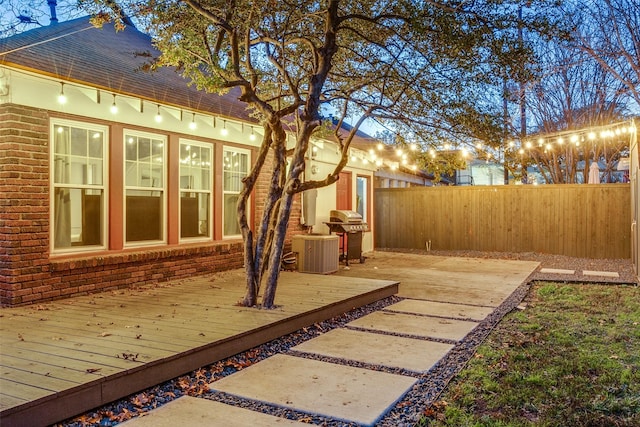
<box><xmin>222</xmin><ymin>147</ymin><xmax>249</xmax><ymax>237</ymax></box>
<box><xmin>179</xmin><ymin>141</ymin><xmax>212</xmax><ymax>239</ymax></box>
<box><xmin>51</xmin><ymin>120</ymin><xmax>107</xmax><ymax>252</ymax></box>
<box><xmin>124</xmin><ymin>131</ymin><xmax>166</xmax><ymax>244</ymax></box>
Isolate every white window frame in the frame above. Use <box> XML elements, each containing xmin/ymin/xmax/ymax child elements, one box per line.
<box><xmin>123</xmin><ymin>129</ymin><xmax>167</xmax><ymax>247</ymax></box>
<box><xmin>50</xmin><ymin>118</ymin><xmax>109</xmax><ymax>254</ymax></box>
<box><xmin>222</xmin><ymin>146</ymin><xmax>250</xmax><ymax>238</ymax></box>
<box><xmin>179</xmin><ymin>139</ymin><xmax>213</xmax><ymax>242</ymax></box>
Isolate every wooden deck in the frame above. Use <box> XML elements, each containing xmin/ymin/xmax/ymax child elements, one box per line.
<box><xmin>0</xmin><ymin>269</ymin><xmax>398</xmax><ymax>427</ymax></box>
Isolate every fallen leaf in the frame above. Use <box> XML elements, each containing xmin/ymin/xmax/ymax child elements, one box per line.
<box><xmin>86</xmin><ymin>368</ymin><xmax>101</xmax><ymax>373</ymax></box>
<box><xmin>17</xmin><ymin>333</ymin><xmax>24</xmax><ymax>341</ymax></box>
<box><xmin>99</xmin><ymin>332</ymin><xmax>112</xmax><ymax>337</ymax></box>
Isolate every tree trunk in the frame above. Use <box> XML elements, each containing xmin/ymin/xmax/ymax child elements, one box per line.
<box><xmin>261</xmin><ymin>189</ymin><xmax>294</xmax><ymax>308</ymax></box>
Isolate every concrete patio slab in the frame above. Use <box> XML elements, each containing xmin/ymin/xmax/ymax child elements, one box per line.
<box><xmin>292</xmin><ymin>328</ymin><xmax>453</xmax><ymax>372</ymax></box>
<box><xmin>385</xmin><ymin>299</ymin><xmax>494</xmax><ymax>321</ymax></box>
<box><xmin>347</xmin><ymin>311</ymin><xmax>478</xmax><ymax>341</ymax></box>
<box><xmin>335</xmin><ymin>252</ymin><xmax>539</xmax><ymax>306</ymax></box>
<box><xmin>120</xmin><ymin>396</ymin><xmax>307</xmax><ymax>426</ymax></box>
<box><xmin>209</xmin><ymin>354</ymin><xmax>416</xmax><ymax>427</ymax></box>
<box><xmin>583</xmin><ymin>270</ymin><xmax>620</xmax><ymax>278</ymax></box>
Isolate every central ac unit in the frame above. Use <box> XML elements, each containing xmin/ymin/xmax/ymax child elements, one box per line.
<box><xmin>291</xmin><ymin>234</ymin><xmax>339</xmax><ymax>274</ymax></box>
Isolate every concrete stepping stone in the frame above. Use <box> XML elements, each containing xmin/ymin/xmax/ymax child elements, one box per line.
<box><xmin>209</xmin><ymin>354</ymin><xmax>417</xmax><ymax>426</ymax></box>
<box><xmin>385</xmin><ymin>299</ymin><xmax>494</xmax><ymax>321</ymax></box>
<box><xmin>583</xmin><ymin>270</ymin><xmax>619</xmax><ymax>278</ymax></box>
<box><xmin>348</xmin><ymin>311</ymin><xmax>478</xmax><ymax>341</ymax></box>
<box><xmin>292</xmin><ymin>328</ymin><xmax>453</xmax><ymax>372</ymax></box>
<box><xmin>540</xmin><ymin>268</ymin><xmax>575</xmax><ymax>274</ymax></box>
<box><xmin>120</xmin><ymin>396</ymin><xmax>307</xmax><ymax>426</ymax></box>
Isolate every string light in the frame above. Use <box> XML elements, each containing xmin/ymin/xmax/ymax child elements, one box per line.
<box><xmin>189</xmin><ymin>113</ymin><xmax>197</xmax><ymax>130</ymax></box>
<box><xmin>155</xmin><ymin>104</ymin><xmax>162</xmax><ymax>123</ymax></box>
<box><xmin>110</xmin><ymin>94</ymin><xmax>118</xmax><ymax>114</ymax></box>
<box><xmin>57</xmin><ymin>82</ymin><xmax>67</xmax><ymax>104</ymax></box>
<box><xmin>221</xmin><ymin>120</ymin><xmax>228</xmax><ymax>136</ymax></box>
<box><xmin>249</xmin><ymin>127</ymin><xmax>256</xmax><ymax>141</ymax></box>
<box><xmin>377</xmin><ymin>143</ymin><xmax>384</xmax><ymax>150</ymax></box>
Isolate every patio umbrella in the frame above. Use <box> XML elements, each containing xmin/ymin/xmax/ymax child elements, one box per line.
<box><xmin>588</xmin><ymin>161</ymin><xmax>600</xmax><ymax>184</ymax></box>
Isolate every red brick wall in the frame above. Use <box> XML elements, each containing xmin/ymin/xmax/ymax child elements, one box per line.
<box><xmin>0</xmin><ymin>104</ymin><xmax>308</xmax><ymax>306</ymax></box>
<box><xmin>0</xmin><ymin>104</ymin><xmax>51</xmax><ymax>306</ymax></box>
<box><xmin>253</xmin><ymin>149</ymin><xmax>308</xmax><ymax>249</ymax></box>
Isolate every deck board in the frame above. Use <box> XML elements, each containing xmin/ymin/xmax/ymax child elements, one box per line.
<box><xmin>0</xmin><ymin>270</ymin><xmax>397</xmax><ymax>427</ymax></box>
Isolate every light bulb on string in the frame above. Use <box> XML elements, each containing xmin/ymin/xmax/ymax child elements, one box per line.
<box><xmin>249</xmin><ymin>127</ymin><xmax>256</xmax><ymax>141</ymax></box>
<box><xmin>155</xmin><ymin>105</ymin><xmax>162</xmax><ymax>123</ymax></box>
<box><xmin>189</xmin><ymin>113</ymin><xmax>197</xmax><ymax>130</ymax></box>
<box><xmin>57</xmin><ymin>82</ymin><xmax>67</xmax><ymax>104</ymax></box>
<box><xmin>221</xmin><ymin>120</ymin><xmax>229</xmax><ymax>136</ymax></box>
<box><xmin>110</xmin><ymin>94</ymin><xmax>118</xmax><ymax>114</ymax></box>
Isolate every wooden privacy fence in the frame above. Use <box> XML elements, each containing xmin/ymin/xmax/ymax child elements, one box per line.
<box><xmin>374</xmin><ymin>184</ymin><xmax>631</xmax><ymax>259</ymax></box>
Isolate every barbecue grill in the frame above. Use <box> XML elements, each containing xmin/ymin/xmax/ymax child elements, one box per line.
<box><xmin>324</xmin><ymin>210</ymin><xmax>369</xmax><ymax>265</ymax></box>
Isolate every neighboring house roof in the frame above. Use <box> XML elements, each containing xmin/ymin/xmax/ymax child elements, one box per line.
<box><xmin>0</xmin><ymin>17</ymin><xmax>252</xmax><ymax>121</ymax></box>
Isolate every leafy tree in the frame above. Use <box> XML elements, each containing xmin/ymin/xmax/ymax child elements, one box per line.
<box><xmin>79</xmin><ymin>0</ymin><xmax>557</xmax><ymax>308</ymax></box>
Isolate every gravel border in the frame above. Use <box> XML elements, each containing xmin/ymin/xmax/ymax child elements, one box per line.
<box><xmin>57</xmin><ymin>251</ymin><xmax>638</xmax><ymax>426</ymax></box>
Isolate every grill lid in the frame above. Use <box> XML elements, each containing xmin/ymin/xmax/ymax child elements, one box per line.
<box><xmin>330</xmin><ymin>210</ymin><xmax>362</xmax><ymax>223</ymax></box>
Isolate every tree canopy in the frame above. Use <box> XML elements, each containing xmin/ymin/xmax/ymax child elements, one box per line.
<box><xmin>75</xmin><ymin>0</ymin><xmax>567</xmax><ymax>307</ymax></box>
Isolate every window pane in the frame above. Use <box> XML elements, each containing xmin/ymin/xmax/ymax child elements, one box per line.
<box><xmin>224</xmin><ymin>194</ymin><xmax>240</xmax><ymax>236</ymax></box>
<box><xmin>53</xmin><ymin>188</ymin><xmax>103</xmax><ymax>249</ymax></box>
<box><xmin>88</xmin><ymin>159</ymin><xmax>103</xmax><ymax>185</ymax></box>
<box><xmin>356</xmin><ymin>176</ymin><xmax>368</xmax><ymax>222</ymax></box>
<box><xmin>89</xmin><ymin>135</ymin><xmax>103</xmax><ymax>158</ymax></box>
<box><xmin>139</xmin><ymin>163</ymin><xmax>151</xmax><ymax>187</ymax></box>
<box><xmin>126</xmin><ymin>190</ymin><xmax>163</xmax><ymax>242</ymax></box>
<box><xmin>125</xmin><ymin>161</ymin><xmax>137</xmax><ymax>186</ymax></box>
<box><xmin>126</xmin><ymin>138</ymin><xmax>137</xmax><ymax>160</ymax></box>
<box><xmin>181</xmin><ymin>192</ymin><xmax>210</xmax><ymax>238</ymax></box>
<box><xmin>53</xmin><ymin>155</ymin><xmax>69</xmax><ymax>184</ymax></box>
<box><xmin>139</xmin><ymin>138</ymin><xmax>151</xmax><ymax>160</ymax></box>
<box><xmin>70</xmin><ymin>128</ymin><xmax>87</xmax><ymax>156</ymax></box>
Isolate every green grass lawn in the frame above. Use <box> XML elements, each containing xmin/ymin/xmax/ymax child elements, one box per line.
<box><xmin>419</xmin><ymin>282</ymin><xmax>640</xmax><ymax>427</ymax></box>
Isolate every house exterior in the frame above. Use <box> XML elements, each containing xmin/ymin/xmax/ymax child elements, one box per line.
<box><xmin>0</xmin><ymin>17</ymin><xmax>392</xmax><ymax>306</ymax></box>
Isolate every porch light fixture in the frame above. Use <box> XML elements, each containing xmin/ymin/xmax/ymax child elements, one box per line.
<box><xmin>189</xmin><ymin>113</ymin><xmax>197</xmax><ymax>130</ymax></box>
<box><xmin>57</xmin><ymin>82</ymin><xmax>67</xmax><ymax>104</ymax></box>
<box><xmin>155</xmin><ymin>104</ymin><xmax>162</xmax><ymax>123</ymax></box>
<box><xmin>110</xmin><ymin>94</ymin><xmax>118</xmax><ymax>114</ymax></box>
<box><xmin>249</xmin><ymin>127</ymin><xmax>256</xmax><ymax>141</ymax></box>
<box><xmin>221</xmin><ymin>120</ymin><xmax>228</xmax><ymax>136</ymax></box>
